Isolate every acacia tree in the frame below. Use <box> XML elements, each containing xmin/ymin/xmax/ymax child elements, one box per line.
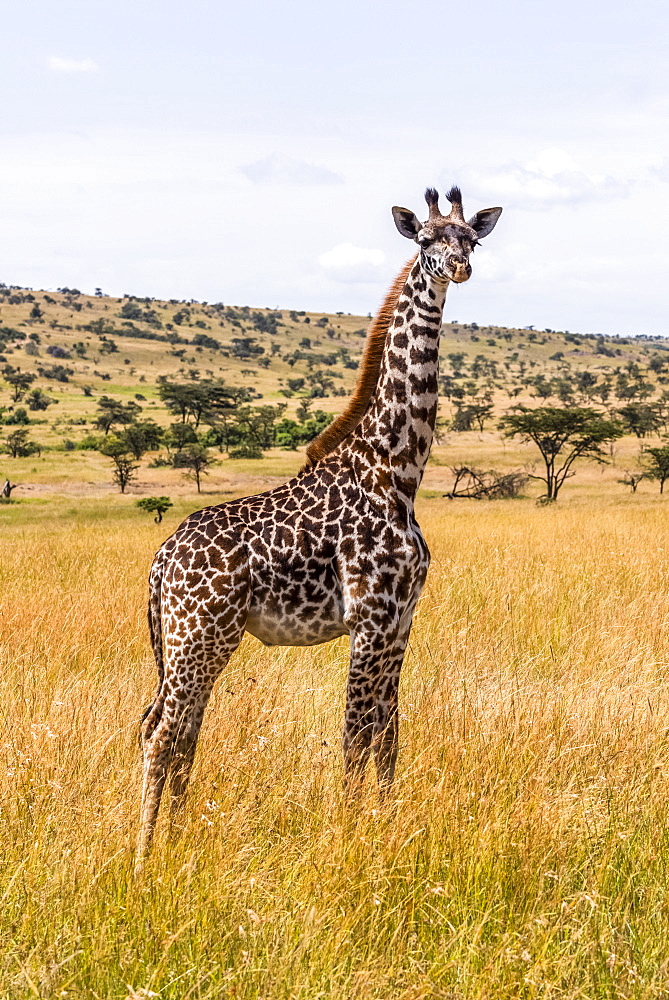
<box><xmin>2</xmin><ymin>366</ymin><xmax>36</xmax><ymax>402</ymax></box>
<box><xmin>617</xmin><ymin>403</ymin><xmax>662</xmax><ymax>438</ymax></box>
<box><xmin>2</xmin><ymin>428</ymin><xmax>40</xmax><ymax>458</ymax></box>
<box><xmin>136</xmin><ymin>496</ymin><xmax>173</xmax><ymax>523</ymax></box>
<box><xmin>118</xmin><ymin>420</ymin><xmax>163</xmax><ymax>459</ymax></box>
<box><xmin>95</xmin><ymin>396</ymin><xmax>142</xmax><ymax>435</ymax></box>
<box><xmin>500</xmin><ymin>406</ymin><xmax>623</xmax><ymax>502</ymax></box>
<box><xmin>618</xmin><ymin>470</ymin><xmax>645</xmax><ymax>493</ymax></box>
<box><xmin>157</xmin><ymin>378</ymin><xmax>248</xmax><ymax>427</ymax></box>
<box><xmin>641</xmin><ymin>445</ymin><xmax>669</xmax><ymax>493</ymax></box>
<box><xmin>173</xmin><ymin>443</ymin><xmax>213</xmax><ymax>493</ymax></box>
<box><xmin>26</xmin><ymin>388</ymin><xmax>56</xmax><ymax>412</ymax></box>
<box><xmin>100</xmin><ymin>437</ymin><xmax>139</xmax><ymax>493</ymax></box>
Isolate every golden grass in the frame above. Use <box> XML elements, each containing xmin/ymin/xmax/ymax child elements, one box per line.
<box><xmin>3</xmin><ymin>495</ymin><xmax>669</xmax><ymax>998</ymax></box>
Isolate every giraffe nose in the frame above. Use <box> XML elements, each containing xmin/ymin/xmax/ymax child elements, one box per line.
<box><xmin>450</xmin><ymin>261</ymin><xmax>471</xmax><ymax>283</ymax></box>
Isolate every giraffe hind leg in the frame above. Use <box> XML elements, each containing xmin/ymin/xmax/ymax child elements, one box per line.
<box><xmin>137</xmin><ymin>696</ymin><xmax>163</xmax><ymax>749</ymax></box>
<box><xmin>136</xmin><ymin>615</ymin><xmax>249</xmax><ymax>871</ymax></box>
<box><xmin>168</xmin><ymin>694</ymin><xmax>210</xmax><ymax>814</ymax></box>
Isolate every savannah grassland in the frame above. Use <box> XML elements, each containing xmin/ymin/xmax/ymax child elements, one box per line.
<box><xmin>3</xmin><ymin>289</ymin><xmax>669</xmax><ymax>998</ymax></box>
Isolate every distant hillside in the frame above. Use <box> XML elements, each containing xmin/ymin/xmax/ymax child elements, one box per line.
<box><xmin>2</xmin><ymin>281</ymin><xmax>669</xmax><ymax>453</ymax></box>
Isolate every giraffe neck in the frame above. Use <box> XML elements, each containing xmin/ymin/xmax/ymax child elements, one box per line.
<box><xmin>351</xmin><ymin>258</ymin><xmax>448</xmax><ymax>502</ymax></box>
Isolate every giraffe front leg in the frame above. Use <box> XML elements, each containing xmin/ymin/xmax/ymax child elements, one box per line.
<box><xmin>342</xmin><ymin>665</ymin><xmax>376</xmax><ymax>796</ymax></box>
<box><xmin>372</xmin><ymin>657</ymin><xmax>405</xmax><ymax>795</ymax></box>
<box><xmin>371</xmin><ymin>628</ymin><xmax>410</xmax><ymax>793</ymax></box>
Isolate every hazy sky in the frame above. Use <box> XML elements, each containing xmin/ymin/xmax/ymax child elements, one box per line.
<box><xmin>1</xmin><ymin>0</ymin><xmax>668</xmax><ymax>334</ymax></box>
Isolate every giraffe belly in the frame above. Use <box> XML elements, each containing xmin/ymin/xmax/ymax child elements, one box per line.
<box><xmin>245</xmin><ymin>576</ymin><xmax>348</xmax><ymax>647</ymax></box>
<box><xmin>245</xmin><ymin>609</ymin><xmax>348</xmax><ymax>647</ymax></box>
<box><xmin>245</xmin><ymin>548</ymin><xmax>347</xmax><ymax>647</ymax></box>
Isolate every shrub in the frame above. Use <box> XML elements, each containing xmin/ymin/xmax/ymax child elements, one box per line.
<box><xmin>46</xmin><ymin>345</ymin><xmax>71</xmax><ymax>359</ymax></box>
<box><xmin>4</xmin><ymin>408</ymin><xmax>30</xmax><ymax>426</ymax></box>
<box><xmin>136</xmin><ymin>496</ymin><xmax>173</xmax><ymax>523</ymax></box>
<box><xmin>229</xmin><ymin>442</ymin><xmax>264</xmax><ymax>459</ymax></box>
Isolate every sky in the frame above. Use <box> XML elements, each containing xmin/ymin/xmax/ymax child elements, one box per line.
<box><xmin>1</xmin><ymin>0</ymin><xmax>668</xmax><ymax>335</ymax></box>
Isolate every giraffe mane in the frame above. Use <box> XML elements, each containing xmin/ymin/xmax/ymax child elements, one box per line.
<box><xmin>300</xmin><ymin>255</ymin><xmax>417</xmax><ymax>472</ymax></box>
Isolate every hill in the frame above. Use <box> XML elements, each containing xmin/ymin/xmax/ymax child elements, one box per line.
<box><xmin>2</xmin><ymin>280</ymin><xmax>669</xmax><ymax>498</ymax></box>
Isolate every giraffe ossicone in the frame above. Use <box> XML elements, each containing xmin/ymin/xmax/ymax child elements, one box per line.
<box><xmin>136</xmin><ymin>186</ymin><xmax>502</xmax><ymax>869</ymax></box>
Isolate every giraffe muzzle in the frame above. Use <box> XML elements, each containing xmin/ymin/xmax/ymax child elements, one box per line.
<box><xmin>449</xmin><ymin>262</ymin><xmax>471</xmax><ymax>283</ymax></box>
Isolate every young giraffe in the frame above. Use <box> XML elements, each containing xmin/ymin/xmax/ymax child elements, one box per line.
<box><xmin>137</xmin><ymin>186</ymin><xmax>502</xmax><ymax>865</ymax></box>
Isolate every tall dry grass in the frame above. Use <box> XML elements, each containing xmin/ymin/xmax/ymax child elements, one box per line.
<box><xmin>2</xmin><ymin>496</ymin><xmax>669</xmax><ymax>998</ymax></box>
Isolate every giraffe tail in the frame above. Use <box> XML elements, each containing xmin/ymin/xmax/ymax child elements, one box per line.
<box><xmin>141</xmin><ymin>552</ymin><xmax>165</xmax><ymax>737</ymax></box>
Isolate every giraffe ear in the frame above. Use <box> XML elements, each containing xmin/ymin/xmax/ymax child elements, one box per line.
<box><xmin>467</xmin><ymin>207</ymin><xmax>503</xmax><ymax>239</ymax></box>
<box><xmin>392</xmin><ymin>206</ymin><xmax>422</xmax><ymax>240</ymax></box>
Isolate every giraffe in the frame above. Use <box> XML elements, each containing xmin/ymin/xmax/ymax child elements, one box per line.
<box><xmin>136</xmin><ymin>186</ymin><xmax>502</xmax><ymax>866</ymax></box>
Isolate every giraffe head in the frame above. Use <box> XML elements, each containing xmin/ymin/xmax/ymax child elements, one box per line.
<box><xmin>392</xmin><ymin>187</ymin><xmax>502</xmax><ymax>284</ymax></box>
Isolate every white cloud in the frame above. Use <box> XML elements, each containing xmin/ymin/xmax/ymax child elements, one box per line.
<box><xmin>47</xmin><ymin>56</ymin><xmax>98</xmax><ymax>74</ymax></box>
<box><xmin>462</xmin><ymin>147</ymin><xmax>628</xmax><ymax>210</ymax></box>
<box><xmin>240</xmin><ymin>152</ymin><xmax>343</xmax><ymax>186</ymax></box>
<box><xmin>318</xmin><ymin>242</ymin><xmax>386</xmax><ymax>283</ymax></box>
<box><xmin>524</xmin><ymin>147</ymin><xmax>579</xmax><ymax>177</ymax></box>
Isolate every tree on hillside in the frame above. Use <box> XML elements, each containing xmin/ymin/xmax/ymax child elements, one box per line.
<box><xmin>451</xmin><ymin>402</ymin><xmax>494</xmax><ymax>433</ymax></box>
<box><xmin>95</xmin><ymin>396</ymin><xmax>142</xmax><ymax>435</ymax></box>
<box><xmin>573</xmin><ymin>370</ymin><xmax>599</xmax><ymax>400</ymax></box>
<box><xmin>118</xmin><ymin>420</ymin><xmax>163</xmax><ymax>459</ymax></box>
<box><xmin>202</xmin><ymin>411</ymin><xmax>239</xmax><ymax>453</ymax></box>
<box><xmin>530</xmin><ymin>375</ymin><xmax>553</xmax><ymax>400</ymax></box>
<box><xmin>230</xmin><ymin>336</ymin><xmax>264</xmax><ymax>359</ymax></box>
<box><xmin>614</xmin><ymin>371</ymin><xmax>655</xmax><ymax>402</ymax></box>
<box><xmin>99</xmin><ymin>437</ymin><xmax>139</xmax><ymax>493</ymax></box>
<box><xmin>617</xmin><ymin>403</ymin><xmax>663</xmax><ymax>439</ymax></box>
<box><xmin>500</xmin><ymin>406</ymin><xmax>623</xmax><ymax>502</ymax></box>
<box><xmin>231</xmin><ymin>404</ymin><xmax>287</xmax><ymax>454</ymax></box>
<box><xmin>173</xmin><ymin>443</ymin><xmax>213</xmax><ymax>493</ymax></box>
<box><xmin>446</xmin><ymin>352</ymin><xmax>467</xmax><ymax>376</ymax></box>
<box><xmin>2</xmin><ymin>366</ymin><xmax>36</xmax><ymax>402</ymax></box>
<box><xmin>192</xmin><ymin>333</ymin><xmax>221</xmax><ymax>351</ymax></box>
<box><xmin>641</xmin><ymin>445</ymin><xmax>669</xmax><ymax>493</ymax></box>
<box><xmin>164</xmin><ymin>421</ymin><xmax>199</xmax><ymax>457</ymax></box>
<box><xmin>119</xmin><ymin>300</ymin><xmax>161</xmax><ymax>326</ymax></box>
<box><xmin>157</xmin><ymin>378</ymin><xmax>249</xmax><ymax>427</ymax></box>
<box><xmin>552</xmin><ymin>377</ymin><xmax>576</xmax><ymax>405</ymax></box>
<box><xmin>2</xmin><ymin>428</ymin><xmax>40</xmax><ymax>458</ymax></box>
<box><xmin>4</xmin><ymin>407</ymin><xmax>30</xmax><ymax>425</ymax></box>
<box><xmin>295</xmin><ymin>397</ymin><xmax>313</xmax><ymax>423</ymax></box>
<box><xmin>592</xmin><ymin>377</ymin><xmax>612</xmax><ymax>407</ymax></box>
